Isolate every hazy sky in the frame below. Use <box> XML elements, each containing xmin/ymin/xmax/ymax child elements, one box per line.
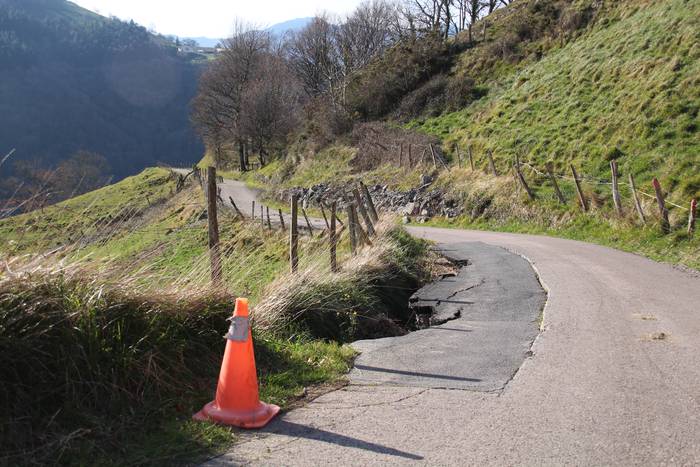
<box><xmin>70</xmin><ymin>0</ymin><xmax>364</xmax><ymax>38</ymax></box>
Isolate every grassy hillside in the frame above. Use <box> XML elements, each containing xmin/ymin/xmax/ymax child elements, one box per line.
<box><xmin>417</xmin><ymin>0</ymin><xmax>700</xmax><ymax>200</ymax></box>
<box><xmin>1</xmin><ymin>168</ymin><xmax>175</xmax><ymax>255</ymax></box>
<box><xmin>0</xmin><ymin>168</ymin><xmax>431</xmax><ymax>465</ymax></box>
<box><xmin>224</xmin><ymin>0</ymin><xmax>699</xmax><ymax>271</ymax></box>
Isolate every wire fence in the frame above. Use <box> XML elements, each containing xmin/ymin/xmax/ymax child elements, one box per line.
<box><xmin>0</xmin><ymin>169</ymin><xmax>367</xmax><ymax>303</ymax></box>
<box><xmin>519</xmin><ymin>162</ymin><xmax>693</xmax><ymax>211</ymax></box>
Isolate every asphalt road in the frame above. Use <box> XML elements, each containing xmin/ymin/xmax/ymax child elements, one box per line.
<box><xmin>173</xmin><ymin>169</ymin><xmax>327</xmax><ymax>230</ymax></box>
<box><xmin>350</xmin><ymin>241</ymin><xmax>546</xmax><ymax>391</ymax></box>
<box><xmin>191</xmin><ymin>173</ymin><xmax>700</xmax><ymax>465</ymax></box>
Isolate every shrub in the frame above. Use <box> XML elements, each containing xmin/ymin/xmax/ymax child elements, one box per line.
<box><xmin>395</xmin><ymin>74</ymin><xmax>449</xmax><ymax>120</ymax></box>
<box><xmin>254</xmin><ymin>221</ymin><xmax>430</xmax><ymax>342</ymax></box>
<box><xmin>346</xmin><ymin>35</ymin><xmax>453</xmax><ymax>120</ymax></box>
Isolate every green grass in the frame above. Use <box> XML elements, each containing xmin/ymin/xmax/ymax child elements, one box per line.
<box><xmin>1</xmin><ymin>168</ymin><xmax>430</xmax><ymax>466</ymax></box>
<box><xmin>425</xmin><ymin>166</ymin><xmax>700</xmax><ymax>270</ymax></box>
<box><xmin>0</xmin><ymin>277</ymin><xmax>354</xmax><ymax>466</ymax></box>
<box><xmin>416</xmin><ymin>0</ymin><xmax>700</xmax><ymax>201</ymax></box>
<box><xmin>0</xmin><ymin>168</ymin><xmax>177</xmax><ymax>256</ymax></box>
<box><xmin>0</xmin><ymin>168</ymin><xmax>295</xmax><ymax>301</ymax></box>
<box><xmin>221</xmin><ymin>145</ymin><xmax>435</xmax><ymax>195</ymax></box>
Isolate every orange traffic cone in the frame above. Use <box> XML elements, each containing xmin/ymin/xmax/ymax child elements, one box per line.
<box><xmin>193</xmin><ymin>297</ymin><xmax>280</xmax><ymax>428</ymax></box>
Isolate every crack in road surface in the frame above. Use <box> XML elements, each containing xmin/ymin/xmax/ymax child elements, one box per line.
<box><xmin>349</xmin><ymin>241</ymin><xmax>546</xmax><ymax>391</ymax></box>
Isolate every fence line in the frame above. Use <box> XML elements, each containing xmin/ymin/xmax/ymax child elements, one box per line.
<box><xmin>519</xmin><ymin>162</ymin><xmax>692</xmax><ymax>211</ymax></box>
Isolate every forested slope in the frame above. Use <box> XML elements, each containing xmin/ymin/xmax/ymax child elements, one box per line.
<box><xmin>0</xmin><ymin>0</ymin><xmax>202</xmax><ymax>189</ymax></box>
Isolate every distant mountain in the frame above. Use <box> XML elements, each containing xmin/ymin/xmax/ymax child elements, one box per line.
<box><xmin>0</xmin><ymin>0</ymin><xmax>203</xmax><ymax>188</ymax></box>
<box><xmin>184</xmin><ymin>36</ymin><xmax>221</xmax><ymax>48</ymax></box>
<box><xmin>183</xmin><ymin>19</ymin><xmax>311</xmax><ymax>48</ymax></box>
<box><xmin>267</xmin><ymin>17</ymin><xmax>312</xmax><ymax>37</ymax></box>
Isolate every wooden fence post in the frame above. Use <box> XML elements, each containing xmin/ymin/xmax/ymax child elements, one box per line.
<box><xmin>399</xmin><ymin>144</ymin><xmax>403</xmax><ymax>167</ymax></box>
<box><xmin>545</xmin><ymin>162</ymin><xmax>565</xmax><ymax>204</ymax></box>
<box><xmin>266</xmin><ymin>206</ymin><xmax>272</xmax><ymax>229</ymax></box>
<box><xmin>346</xmin><ymin>202</ymin><xmax>357</xmax><ymax>256</ymax></box>
<box><xmin>302</xmin><ymin>207</ymin><xmax>313</xmax><ymax>237</ymax></box>
<box><xmin>207</xmin><ymin>167</ymin><xmax>222</xmax><ymax>285</ymax></box>
<box><xmin>320</xmin><ymin>204</ymin><xmax>330</xmax><ymax>229</ymax></box>
<box><xmin>455</xmin><ymin>146</ymin><xmax>462</xmax><ymax>168</ymax></box>
<box><xmin>570</xmin><ymin>164</ymin><xmax>588</xmax><ymax>212</ymax></box>
<box><xmin>688</xmin><ymin>199</ymin><xmax>697</xmax><ymax>236</ymax></box>
<box><xmin>278</xmin><ymin>208</ymin><xmax>285</xmax><ymax>230</ymax></box>
<box><xmin>429</xmin><ymin>144</ymin><xmax>437</xmax><ymax>169</ymax></box>
<box><xmin>290</xmin><ymin>195</ymin><xmax>299</xmax><ymax>272</ymax></box>
<box><xmin>330</xmin><ymin>202</ymin><xmax>338</xmax><ymax>272</ymax></box>
<box><xmin>359</xmin><ymin>181</ymin><xmax>379</xmax><ymax>222</ymax></box>
<box><xmin>334</xmin><ymin>210</ymin><xmax>345</xmax><ymax>226</ymax></box>
<box><xmin>652</xmin><ymin>177</ymin><xmax>670</xmax><ymax>234</ymax></box>
<box><xmin>353</xmin><ymin>205</ymin><xmax>372</xmax><ymax>246</ymax></box>
<box><xmin>610</xmin><ymin>160</ymin><xmax>622</xmax><ymax>216</ymax></box>
<box><xmin>628</xmin><ymin>173</ymin><xmax>646</xmax><ymax>224</ymax></box>
<box><xmin>468</xmin><ymin>146</ymin><xmax>475</xmax><ymax>171</ymax></box>
<box><xmin>487</xmin><ymin>150</ymin><xmax>498</xmax><ymax>176</ymax></box>
<box><xmin>352</xmin><ymin>188</ymin><xmax>375</xmax><ymax>236</ymax></box>
<box><xmin>228</xmin><ymin>196</ymin><xmax>244</xmax><ymax>218</ymax></box>
<box><xmin>515</xmin><ymin>165</ymin><xmax>536</xmax><ymax>200</ymax></box>
<box><xmin>407</xmin><ymin>143</ymin><xmax>412</xmax><ymax>167</ymax></box>
<box><xmin>251</xmin><ymin>200</ymin><xmax>255</xmax><ymax>219</ymax></box>
<box><xmin>260</xmin><ymin>205</ymin><xmax>264</xmax><ymax>228</ymax></box>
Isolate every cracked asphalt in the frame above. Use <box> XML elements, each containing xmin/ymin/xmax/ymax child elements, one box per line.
<box><xmin>349</xmin><ymin>241</ymin><xmax>545</xmax><ymax>391</ymax></box>
<box><xmin>192</xmin><ymin>177</ymin><xmax>700</xmax><ymax>466</ymax></box>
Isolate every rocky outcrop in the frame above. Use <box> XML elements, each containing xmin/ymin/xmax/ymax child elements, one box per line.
<box><xmin>272</xmin><ymin>175</ymin><xmax>462</xmax><ymax>222</ymax></box>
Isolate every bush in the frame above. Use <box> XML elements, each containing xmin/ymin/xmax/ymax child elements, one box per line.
<box><xmin>346</xmin><ymin>35</ymin><xmax>453</xmax><ymax>120</ymax></box>
<box><xmin>396</xmin><ymin>74</ymin><xmax>449</xmax><ymax>120</ymax></box>
<box><xmin>254</xmin><ymin>222</ymin><xmax>430</xmax><ymax>342</ymax></box>
<box><xmin>0</xmin><ymin>278</ymin><xmax>233</xmax><ymax>465</ymax></box>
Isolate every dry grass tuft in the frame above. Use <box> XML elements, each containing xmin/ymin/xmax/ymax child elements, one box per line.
<box><xmin>254</xmin><ymin>218</ymin><xmax>431</xmax><ymax>341</ymax></box>
<box><xmin>0</xmin><ymin>274</ymin><xmax>234</xmax><ymax>465</ymax></box>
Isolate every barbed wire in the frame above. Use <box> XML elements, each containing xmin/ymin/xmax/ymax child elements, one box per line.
<box><xmin>519</xmin><ymin>162</ymin><xmax>692</xmax><ymax>211</ymax></box>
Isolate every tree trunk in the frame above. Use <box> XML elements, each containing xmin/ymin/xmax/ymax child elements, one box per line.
<box><xmin>238</xmin><ymin>139</ymin><xmax>247</xmax><ymax>172</ymax></box>
<box><xmin>258</xmin><ymin>141</ymin><xmax>266</xmax><ymax>167</ymax></box>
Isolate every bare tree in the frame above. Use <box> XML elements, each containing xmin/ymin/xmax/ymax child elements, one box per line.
<box><xmin>1</xmin><ymin>151</ymin><xmax>110</xmax><ymax>215</ymax></box>
<box><xmin>191</xmin><ymin>21</ymin><xmax>270</xmax><ymax>171</ymax></box>
<box><xmin>53</xmin><ymin>151</ymin><xmax>110</xmax><ymax>198</ymax></box>
<box><xmin>287</xmin><ymin>15</ymin><xmax>340</xmax><ymax>98</ymax></box>
<box><xmin>466</xmin><ymin>0</ymin><xmax>484</xmax><ymax>41</ymax></box>
<box><xmin>407</xmin><ymin>0</ymin><xmax>453</xmax><ymax>39</ymax></box>
<box><xmin>240</xmin><ymin>54</ymin><xmax>302</xmax><ymax>166</ymax></box>
<box><xmin>400</xmin><ymin>0</ymin><xmax>509</xmax><ymax>40</ymax></box>
<box><xmin>339</xmin><ymin>0</ymin><xmax>396</xmax><ymax>68</ymax></box>
<box><xmin>335</xmin><ymin>0</ymin><xmax>397</xmax><ymax>106</ymax></box>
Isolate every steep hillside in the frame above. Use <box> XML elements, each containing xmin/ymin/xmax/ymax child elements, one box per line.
<box><xmin>417</xmin><ymin>0</ymin><xmax>699</xmax><ymax>200</ymax></box>
<box><xmin>226</xmin><ymin>0</ymin><xmax>699</xmax><ymax>270</ymax></box>
<box><xmin>0</xmin><ymin>168</ymin><xmax>431</xmax><ymax>464</ymax></box>
<box><xmin>0</xmin><ymin>0</ymin><xmax>203</xmax><ymax>183</ymax></box>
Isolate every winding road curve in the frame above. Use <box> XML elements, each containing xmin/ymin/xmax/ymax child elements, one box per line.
<box><xmin>199</xmin><ymin>174</ymin><xmax>700</xmax><ymax>466</ymax></box>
